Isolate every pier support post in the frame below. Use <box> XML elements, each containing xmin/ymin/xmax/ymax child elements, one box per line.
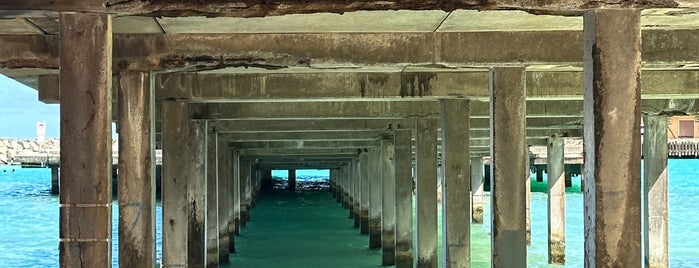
<box><xmin>471</xmin><ymin>157</ymin><xmax>484</xmax><ymax>224</ymax></box>
<box><xmin>206</xmin><ymin>125</ymin><xmax>219</xmax><ymax>267</ymax></box>
<box><xmin>233</xmin><ymin>151</ymin><xmax>241</xmax><ymax>236</ymax></box>
<box><xmin>59</xmin><ymin>13</ymin><xmax>112</xmax><ymax>267</ymax></box>
<box><xmin>643</xmin><ymin>115</ymin><xmax>669</xmax><ymax>268</ymax></box>
<box><xmin>381</xmin><ymin>136</ymin><xmax>397</xmax><ymax>265</ymax></box>
<box><xmin>416</xmin><ymin>118</ymin><xmax>438</xmax><ymax>268</ymax></box>
<box><xmin>188</xmin><ymin>121</ymin><xmax>208</xmax><ymax>267</ymax></box>
<box><xmin>565</xmin><ymin>173</ymin><xmax>572</xmax><ymax>188</ymax></box>
<box><xmin>490</xmin><ymin>67</ymin><xmax>527</xmax><ymax>267</ymax></box>
<box><xmin>440</xmin><ymin>99</ymin><xmax>471</xmax><ymax>268</ymax></box>
<box><xmin>369</xmin><ymin>147</ymin><xmax>383</xmax><ymax>249</ymax></box>
<box><xmin>583</xmin><ymin>9</ymin><xmax>642</xmax><ymax>267</ymax></box>
<box><xmin>525</xmin><ymin>153</ymin><xmax>531</xmax><ymax>245</ymax></box>
<box><xmin>536</xmin><ymin>168</ymin><xmax>544</xmax><ymax>183</ymax></box>
<box><xmin>394</xmin><ymin>129</ymin><xmax>414</xmax><ymax>268</ymax></box>
<box><xmin>51</xmin><ymin>166</ymin><xmax>59</xmax><ymax>195</ymax></box>
<box><xmin>353</xmin><ymin>158</ymin><xmax>361</xmax><ymax>227</ymax></box>
<box><xmin>240</xmin><ymin>159</ymin><xmax>250</xmax><ymax>227</ymax></box>
<box><xmin>360</xmin><ymin>151</ymin><xmax>370</xmax><ymax>235</ymax></box>
<box><xmin>118</xmin><ymin>71</ymin><xmax>155</xmax><ymax>268</ymax></box>
<box><xmin>217</xmin><ymin>138</ymin><xmax>232</xmax><ymax>263</ymax></box>
<box><xmin>58</xmin><ymin>12</ymin><xmax>113</xmax><ymax>267</ymax></box>
<box><xmin>288</xmin><ymin>169</ymin><xmax>297</xmax><ymax>192</ymax></box>
<box><xmin>547</xmin><ymin>136</ymin><xmax>566</xmax><ymax>264</ymax></box>
<box><xmin>162</xmin><ymin>101</ymin><xmax>189</xmax><ymax>266</ymax></box>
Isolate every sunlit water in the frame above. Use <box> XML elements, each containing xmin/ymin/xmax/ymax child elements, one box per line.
<box><xmin>1</xmin><ymin>161</ymin><xmax>698</xmax><ymax>267</ymax></box>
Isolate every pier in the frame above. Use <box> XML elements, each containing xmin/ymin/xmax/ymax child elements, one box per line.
<box><xmin>1</xmin><ymin>2</ymin><xmax>698</xmax><ymax>267</ymax></box>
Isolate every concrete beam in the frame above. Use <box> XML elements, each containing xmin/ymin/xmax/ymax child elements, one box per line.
<box><xmin>219</xmin><ymin>130</ymin><xmax>392</xmax><ymax>142</ymax></box>
<box><xmin>191</xmin><ymin>100</ymin><xmax>440</xmax><ymax>119</ymax></box>
<box><xmin>230</xmin><ymin>140</ymin><xmax>380</xmax><ymax>150</ymax></box>
<box><xmin>215</xmin><ymin>119</ymin><xmax>411</xmax><ymax>132</ymax></box>
<box><xmin>3</xmin><ymin>30</ymin><xmax>699</xmax><ymax>71</ymax></box>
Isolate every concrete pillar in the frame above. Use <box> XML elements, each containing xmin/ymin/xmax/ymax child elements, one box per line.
<box><xmin>288</xmin><ymin>169</ymin><xmax>297</xmax><ymax>192</ymax></box>
<box><xmin>547</xmin><ymin>136</ymin><xmax>566</xmax><ymax>264</ymax></box>
<box><xmin>162</xmin><ymin>100</ymin><xmax>189</xmax><ymax>267</ymax></box>
<box><xmin>565</xmin><ymin>172</ymin><xmax>573</xmax><ymax>188</ymax></box>
<box><xmin>440</xmin><ymin>98</ymin><xmax>470</xmax><ymax>268</ymax></box>
<box><xmin>233</xmin><ymin>152</ymin><xmax>241</xmax><ymax>236</ymax></box>
<box><xmin>369</xmin><ymin>148</ymin><xmax>383</xmax><ymax>249</ymax></box>
<box><xmin>50</xmin><ymin>166</ymin><xmax>59</xmax><ymax>195</ymax></box>
<box><xmin>244</xmin><ymin>160</ymin><xmax>253</xmax><ymax>222</ymax></box>
<box><xmin>206</xmin><ymin>126</ymin><xmax>219</xmax><ymax>267</ymax></box>
<box><xmin>643</xmin><ymin>115</ymin><xmax>669</xmax><ymax>268</ymax></box>
<box><xmin>217</xmin><ymin>139</ymin><xmax>232</xmax><ymax>263</ymax></box>
<box><xmin>394</xmin><ymin>129</ymin><xmax>414</xmax><ymax>268</ymax></box>
<box><xmin>381</xmin><ymin>137</ymin><xmax>397</xmax><ymax>265</ymax></box>
<box><xmin>470</xmin><ymin>157</ymin><xmax>484</xmax><ymax>224</ymax></box>
<box><xmin>261</xmin><ymin>169</ymin><xmax>273</xmax><ymax>192</ymax></box>
<box><xmin>58</xmin><ymin>12</ymin><xmax>113</xmax><ymax>267</ymax></box>
<box><xmin>330</xmin><ymin>169</ymin><xmax>338</xmax><ymax>199</ymax></box>
<box><xmin>490</xmin><ymin>67</ymin><xmax>527</xmax><ymax>267</ymax></box>
<box><xmin>240</xmin><ymin>160</ymin><xmax>250</xmax><ymax>227</ymax></box>
<box><xmin>360</xmin><ymin>152</ymin><xmax>370</xmax><ymax>235</ymax></box>
<box><xmin>583</xmin><ymin>9</ymin><xmax>642</xmax><ymax>267</ymax></box>
<box><xmin>117</xmin><ymin>71</ymin><xmax>156</xmax><ymax>267</ymax></box>
<box><xmin>525</xmin><ymin>154</ymin><xmax>531</xmax><ymax>246</ymax></box>
<box><xmin>416</xmin><ymin>118</ymin><xmax>438</xmax><ymax>268</ymax></box>
<box><xmin>188</xmin><ymin>121</ymin><xmax>208</xmax><ymax>268</ymax></box>
<box><xmin>353</xmin><ymin>158</ymin><xmax>361</xmax><ymax>227</ymax></box>
<box><xmin>536</xmin><ymin>168</ymin><xmax>544</xmax><ymax>183</ymax></box>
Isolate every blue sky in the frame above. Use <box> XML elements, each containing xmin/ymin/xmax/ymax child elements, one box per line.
<box><xmin>0</xmin><ymin>74</ymin><xmax>60</xmax><ymax>138</ymax></box>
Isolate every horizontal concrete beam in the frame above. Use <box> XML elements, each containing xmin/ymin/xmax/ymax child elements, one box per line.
<box><xmin>236</xmin><ymin>148</ymin><xmax>361</xmax><ymax>156</ymax></box>
<box><xmin>220</xmin><ymin>130</ymin><xmax>391</xmax><ymax>142</ymax></box>
<box><xmin>1</xmin><ymin>1</ymin><xmax>691</xmax><ymax>17</ymax></box>
<box><xmin>230</xmin><ymin>140</ymin><xmax>380</xmax><ymax>149</ymax></box>
<box><xmin>191</xmin><ymin>100</ymin><xmax>441</xmax><ymax>119</ymax></box>
<box><xmin>215</xmin><ymin>119</ymin><xmax>412</xmax><ymax>132</ymax></box>
<box><xmin>3</xmin><ymin>30</ymin><xmax>699</xmax><ymax>71</ymax></box>
<box><xmin>155</xmin><ymin>68</ymin><xmax>699</xmax><ymax>100</ymax></box>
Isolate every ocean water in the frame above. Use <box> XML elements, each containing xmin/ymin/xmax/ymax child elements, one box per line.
<box><xmin>1</xmin><ymin>160</ymin><xmax>698</xmax><ymax>267</ymax></box>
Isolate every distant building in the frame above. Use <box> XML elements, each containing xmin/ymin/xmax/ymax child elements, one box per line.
<box><xmin>668</xmin><ymin>116</ymin><xmax>699</xmax><ymax>139</ymax></box>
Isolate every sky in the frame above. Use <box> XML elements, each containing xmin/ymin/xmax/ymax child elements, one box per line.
<box><xmin>0</xmin><ymin>74</ymin><xmax>60</xmax><ymax>138</ymax></box>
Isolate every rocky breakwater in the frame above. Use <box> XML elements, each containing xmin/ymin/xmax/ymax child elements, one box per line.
<box><xmin>0</xmin><ymin>139</ymin><xmax>61</xmax><ymax>165</ymax></box>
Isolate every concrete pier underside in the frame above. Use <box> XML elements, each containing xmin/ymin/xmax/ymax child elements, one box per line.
<box><xmin>0</xmin><ymin>2</ymin><xmax>692</xmax><ymax>267</ymax></box>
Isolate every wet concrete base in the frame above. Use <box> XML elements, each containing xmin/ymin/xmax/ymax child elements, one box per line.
<box><xmin>382</xmin><ymin>228</ymin><xmax>396</xmax><ymax>265</ymax></box>
<box><xmin>549</xmin><ymin>241</ymin><xmax>565</xmax><ymax>264</ymax></box>
<box><xmin>395</xmin><ymin>241</ymin><xmax>413</xmax><ymax>268</ymax></box>
<box><xmin>369</xmin><ymin>218</ymin><xmax>382</xmax><ymax>248</ymax></box>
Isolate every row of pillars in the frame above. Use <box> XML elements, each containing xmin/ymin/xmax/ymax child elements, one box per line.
<box><xmin>55</xmin><ymin>8</ymin><xmax>668</xmax><ymax>268</ymax></box>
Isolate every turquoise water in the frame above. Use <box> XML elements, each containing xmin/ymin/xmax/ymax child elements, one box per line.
<box><xmin>1</xmin><ymin>160</ymin><xmax>698</xmax><ymax>267</ymax></box>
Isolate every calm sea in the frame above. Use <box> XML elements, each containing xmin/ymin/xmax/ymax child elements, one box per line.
<box><xmin>0</xmin><ymin>161</ymin><xmax>697</xmax><ymax>267</ymax></box>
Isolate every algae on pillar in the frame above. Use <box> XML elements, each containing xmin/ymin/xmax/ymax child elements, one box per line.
<box><xmin>490</xmin><ymin>67</ymin><xmax>527</xmax><ymax>267</ymax></box>
<box><xmin>583</xmin><ymin>8</ymin><xmax>642</xmax><ymax>267</ymax></box>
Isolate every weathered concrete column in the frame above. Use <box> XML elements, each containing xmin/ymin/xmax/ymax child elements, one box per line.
<box><xmin>490</xmin><ymin>67</ymin><xmax>527</xmax><ymax>267</ymax></box>
<box><xmin>416</xmin><ymin>118</ymin><xmax>438</xmax><ymax>268</ymax></box>
<box><xmin>239</xmin><ymin>160</ymin><xmax>250</xmax><ymax>227</ymax></box>
<box><xmin>381</xmin><ymin>136</ymin><xmax>397</xmax><ymax>265</ymax></box>
<box><xmin>536</xmin><ymin>168</ymin><xmax>544</xmax><ymax>183</ymax></box>
<box><xmin>643</xmin><ymin>115</ymin><xmax>669</xmax><ymax>268</ymax></box>
<box><xmin>261</xmin><ymin>169</ymin><xmax>273</xmax><ymax>192</ymax></box>
<box><xmin>206</xmin><ymin>125</ymin><xmax>219</xmax><ymax>267</ymax></box>
<box><xmin>360</xmin><ymin>151</ymin><xmax>370</xmax><ymax>235</ymax></box>
<box><xmin>217</xmin><ymin>138</ymin><xmax>232</xmax><ymax>263</ymax></box>
<box><xmin>565</xmin><ymin>173</ymin><xmax>573</xmax><ymax>188</ymax></box>
<box><xmin>583</xmin><ymin>9</ymin><xmax>642</xmax><ymax>267</ymax></box>
<box><xmin>353</xmin><ymin>158</ymin><xmax>361</xmax><ymax>227</ymax></box>
<box><xmin>233</xmin><ymin>152</ymin><xmax>241</xmax><ymax>236</ymax></box>
<box><xmin>394</xmin><ymin>129</ymin><xmax>414</xmax><ymax>268</ymax></box>
<box><xmin>58</xmin><ymin>12</ymin><xmax>113</xmax><ymax>267</ymax></box>
<box><xmin>51</xmin><ymin>166</ymin><xmax>59</xmax><ymax>195</ymax></box>
<box><xmin>440</xmin><ymin>98</ymin><xmax>471</xmax><ymax>268</ymax></box>
<box><xmin>188</xmin><ymin>121</ymin><xmax>208</xmax><ymax>268</ymax></box>
<box><xmin>330</xmin><ymin>168</ymin><xmax>338</xmax><ymax>199</ymax></box>
<box><xmin>162</xmin><ymin>101</ymin><xmax>189</xmax><ymax>267</ymax></box>
<box><xmin>525</xmin><ymin>153</ymin><xmax>531</xmax><ymax>246</ymax></box>
<box><xmin>244</xmin><ymin>160</ymin><xmax>253</xmax><ymax>223</ymax></box>
<box><xmin>369</xmin><ymin>147</ymin><xmax>383</xmax><ymax>249</ymax></box>
<box><xmin>288</xmin><ymin>169</ymin><xmax>297</xmax><ymax>192</ymax></box>
<box><xmin>118</xmin><ymin>71</ymin><xmax>155</xmax><ymax>268</ymax></box>
<box><xmin>547</xmin><ymin>136</ymin><xmax>566</xmax><ymax>265</ymax></box>
<box><xmin>470</xmin><ymin>157</ymin><xmax>484</xmax><ymax>224</ymax></box>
